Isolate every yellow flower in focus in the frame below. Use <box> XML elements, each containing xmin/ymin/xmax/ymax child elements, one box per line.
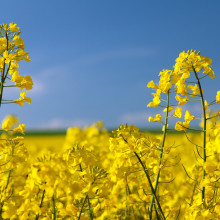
<box><xmin>175</xmin><ymin>121</ymin><xmax>189</xmax><ymax>132</ymax></box>
<box><xmin>174</xmin><ymin>50</ymin><xmax>215</xmax><ymax>79</ymax></box>
<box><xmin>163</xmin><ymin>106</ymin><xmax>174</xmax><ymax>113</ymax></box>
<box><xmin>188</xmin><ymin>84</ymin><xmax>200</xmax><ymax>96</ymax></box>
<box><xmin>203</xmin><ymin>65</ymin><xmax>215</xmax><ymax>79</ymax></box>
<box><xmin>147</xmin><ymin>90</ymin><xmax>161</xmax><ymax>108</ymax></box>
<box><xmin>14</xmin><ymin>91</ymin><xmax>31</xmax><ymax>106</ymax></box>
<box><xmin>216</xmin><ymin>91</ymin><xmax>220</xmax><ymax>103</ymax></box>
<box><xmin>158</xmin><ymin>69</ymin><xmax>173</xmax><ymax>93</ymax></box>
<box><xmin>3</xmin><ymin>51</ymin><xmax>15</xmax><ymax>63</ymax></box>
<box><xmin>8</xmin><ymin>62</ymin><xmax>19</xmax><ymax>75</ymax></box>
<box><xmin>13</xmin><ymin>35</ymin><xmax>25</xmax><ymax>49</ymax></box>
<box><xmin>19</xmin><ymin>75</ymin><xmax>33</xmax><ymax>90</ymax></box>
<box><xmin>2</xmin><ymin>115</ymin><xmax>19</xmax><ymax>131</ymax></box>
<box><xmin>147</xmin><ymin>80</ymin><xmax>157</xmax><ymax>89</ymax></box>
<box><xmin>175</xmin><ymin>79</ymin><xmax>188</xmax><ymax>95</ymax></box>
<box><xmin>11</xmin><ymin>72</ymin><xmax>23</xmax><ymax>83</ymax></box>
<box><xmin>171</xmin><ymin>71</ymin><xmax>181</xmax><ymax>84</ymax></box>
<box><xmin>9</xmin><ymin>23</ymin><xmax>19</xmax><ymax>32</ymax></box>
<box><xmin>13</xmin><ymin>124</ymin><xmax>25</xmax><ymax>134</ymax></box>
<box><xmin>173</xmin><ymin>107</ymin><xmax>182</xmax><ymax>118</ymax></box>
<box><xmin>184</xmin><ymin>110</ymin><xmax>195</xmax><ymax>123</ymax></box>
<box><xmin>175</xmin><ymin>94</ymin><xmax>189</xmax><ymax>105</ymax></box>
<box><xmin>148</xmin><ymin>114</ymin><xmax>162</xmax><ymax>122</ymax></box>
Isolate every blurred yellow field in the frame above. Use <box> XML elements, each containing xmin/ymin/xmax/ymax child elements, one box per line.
<box><xmin>23</xmin><ymin>134</ymin><xmax>66</xmax><ymax>158</ymax></box>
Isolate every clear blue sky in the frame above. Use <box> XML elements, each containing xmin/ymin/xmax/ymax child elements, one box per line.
<box><xmin>1</xmin><ymin>0</ymin><xmax>220</xmax><ymax>129</ymax></box>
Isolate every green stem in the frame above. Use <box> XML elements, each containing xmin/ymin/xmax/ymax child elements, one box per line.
<box><xmin>193</xmin><ymin>67</ymin><xmax>206</xmax><ymax>201</ymax></box>
<box><xmin>52</xmin><ymin>195</ymin><xmax>56</xmax><ymax>220</ymax></box>
<box><xmin>78</xmin><ymin>194</ymin><xmax>88</xmax><ymax>220</ymax></box>
<box><xmin>35</xmin><ymin>189</ymin><xmax>45</xmax><ymax>220</ymax></box>
<box><xmin>0</xmin><ymin>32</ymin><xmax>9</xmax><ymax>107</ymax></box>
<box><xmin>0</xmin><ymin>169</ymin><xmax>11</xmax><ymax>217</ymax></box>
<box><xmin>0</xmin><ymin>61</ymin><xmax>5</xmax><ymax>108</ymax></box>
<box><xmin>126</xmin><ymin>183</ymin><xmax>137</xmax><ymax>220</ymax></box>
<box><xmin>134</xmin><ymin>151</ymin><xmax>166</xmax><ymax>220</ymax></box>
<box><xmin>149</xmin><ymin>90</ymin><xmax>170</xmax><ymax>219</ymax></box>
<box><xmin>87</xmin><ymin>196</ymin><xmax>93</xmax><ymax>220</ymax></box>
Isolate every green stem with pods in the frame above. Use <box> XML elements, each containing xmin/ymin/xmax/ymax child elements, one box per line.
<box><xmin>0</xmin><ymin>31</ymin><xmax>9</xmax><ymax>107</ymax></box>
<box><xmin>193</xmin><ymin>67</ymin><xmax>206</xmax><ymax>201</ymax></box>
<box><xmin>134</xmin><ymin>151</ymin><xmax>166</xmax><ymax>220</ymax></box>
<box><xmin>52</xmin><ymin>195</ymin><xmax>56</xmax><ymax>220</ymax></box>
<box><xmin>149</xmin><ymin>90</ymin><xmax>170</xmax><ymax>220</ymax></box>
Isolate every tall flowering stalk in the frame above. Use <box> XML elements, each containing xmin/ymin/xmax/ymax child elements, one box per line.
<box><xmin>147</xmin><ymin>69</ymin><xmax>177</xmax><ymax>219</ymax></box>
<box><xmin>148</xmin><ymin>90</ymin><xmax>170</xmax><ymax>219</ymax></box>
<box><xmin>0</xmin><ymin>23</ymin><xmax>33</xmax><ymax>108</ymax></box>
<box><xmin>0</xmin><ymin>23</ymin><xmax>33</xmax><ymax>219</ymax></box>
<box><xmin>192</xmin><ymin>67</ymin><xmax>207</xmax><ymax>200</ymax></box>
<box><xmin>173</xmin><ymin>50</ymin><xmax>215</xmax><ymax>202</ymax></box>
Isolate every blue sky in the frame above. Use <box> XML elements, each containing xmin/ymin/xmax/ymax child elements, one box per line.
<box><xmin>1</xmin><ymin>1</ymin><xmax>220</xmax><ymax>129</ymax></box>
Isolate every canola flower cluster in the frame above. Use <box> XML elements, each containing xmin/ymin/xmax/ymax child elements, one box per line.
<box><xmin>0</xmin><ymin>23</ymin><xmax>220</xmax><ymax>219</ymax></box>
<box><xmin>0</xmin><ymin>23</ymin><xmax>33</xmax><ymax>107</ymax></box>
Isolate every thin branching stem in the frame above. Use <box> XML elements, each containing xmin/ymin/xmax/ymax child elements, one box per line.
<box><xmin>52</xmin><ymin>195</ymin><xmax>56</xmax><ymax>220</ymax></box>
<box><xmin>149</xmin><ymin>90</ymin><xmax>169</xmax><ymax>219</ymax></box>
<box><xmin>35</xmin><ymin>189</ymin><xmax>45</xmax><ymax>220</ymax></box>
<box><xmin>0</xmin><ymin>31</ymin><xmax>8</xmax><ymax>107</ymax></box>
<box><xmin>78</xmin><ymin>194</ymin><xmax>89</xmax><ymax>220</ymax></box>
<box><xmin>87</xmin><ymin>196</ymin><xmax>93</xmax><ymax>220</ymax></box>
<box><xmin>193</xmin><ymin>66</ymin><xmax>206</xmax><ymax>201</ymax></box>
<box><xmin>134</xmin><ymin>151</ymin><xmax>166</xmax><ymax>220</ymax></box>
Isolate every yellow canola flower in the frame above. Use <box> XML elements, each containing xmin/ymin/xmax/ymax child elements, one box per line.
<box><xmin>175</xmin><ymin>121</ymin><xmax>189</xmax><ymax>132</ymax></box>
<box><xmin>13</xmin><ymin>35</ymin><xmax>25</xmax><ymax>49</ymax></box>
<box><xmin>148</xmin><ymin>114</ymin><xmax>162</xmax><ymax>122</ymax></box>
<box><xmin>13</xmin><ymin>124</ymin><xmax>25</xmax><ymax>134</ymax></box>
<box><xmin>3</xmin><ymin>51</ymin><xmax>15</xmax><ymax>63</ymax></box>
<box><xmin>175</xmin><ymin>94</ymin><xmax>189</xmax><ymax>105</ymax></box>
<box><xmin>14</xmin><ymin>91</ymin><xmax>31</xmax><ymax>106</ymax></box>
<box><xmin>174</xmin><ymin>50</ymin><xmax>215</xmax><ymax>79</ymax></box>
<box><xmin>188</xmin><ymin>84</ymin><xmax>200</xmax><ymax>96</ymax></box>
<box><xmin>147</xmin><ymin>89</ymin><xmax>161</xmax><ymax>108</ymax></box>
<box><xmin>147</xmin><ymin>80</ymin><xmax>158</xmax><ymax>90</ymax></box>
<box><xmin>158</xmin><ymin>69</ymin><xmax>173</xmax><ymax>93</ymax></box>
<box><xmin>216</xmin><ymin>91</ymin><xmax>220</xmax><ymax>103</ymax></box>
<box><xmin>9</xmin><ymin>23</ymin><xmax>20</xmax><ymax>32</ymax></box>
<box><xmin>171</xmin><ymin>71</ymin><xmax>181</xmax><ymax>84</ymax></box>
<box><xmin>19</xmin><ymin>75</ymin><xmax>33</xmax><ymax>90</ymax></box>
<box><xmin>204</xmin><ymin>100</ymin><xmax>208</xmax><ymax>110</ymax></box>
<box><xmin>2</xmin><ymin>115</ymin><xmax>18</xmax><ymax>131</ymax></box>
<box><xmin>11</xmin><ymin>73</ymin><xmax>33</xmax><ymax>91</ymax></box>
<box><xmin>163</xmin><ymin>106</ymin><xmax>174</xmax><ymax>113</ymax></box>
<box><xmin>175</xmin><ymin>79</ymin><xmax>188</xmax><ymax>95</ymax></box>
<box><xmin>203</xmin><ymin>65</ymin><xmax>215</xmax><ymax>79</ymax></box>
<box><xmin>173</xmin><ymin>107</ymin><xmax>182</xmax><ymax>118</ymax></box>
<box><xmin>11</xmin><ymin>72</ymin><xmax>23</xmax><ymax>87</ymax></box>
<box><xmin>8</xmin><ymin>62</ymin><xmax>19</xmax><ymax>75</ymax></box>
<box><xmin>184</xmin><ymin>110</ymin><xmax>195</xmax><ymax>123</ymax></box>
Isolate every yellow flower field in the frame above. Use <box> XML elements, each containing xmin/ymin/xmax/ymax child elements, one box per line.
<box><xmin>0</xmin><ymin>23</ymin><xmax>220</xmax><ymax>219</ymax></box>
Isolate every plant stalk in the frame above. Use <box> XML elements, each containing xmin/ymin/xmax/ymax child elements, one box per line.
<box><xmin>134</xmin><ymin>151</ymin><xmax>166</xmax><ymax>220</ymax></box>
<box><xmin>149</xmin><ymin>90</ymin><xmax>170</xmax><ymax>219</ymax></box>
<box><xmin>193</xmin><ymin>67</ymin><xmax>206</xmax><ymax>201</ymax></box>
